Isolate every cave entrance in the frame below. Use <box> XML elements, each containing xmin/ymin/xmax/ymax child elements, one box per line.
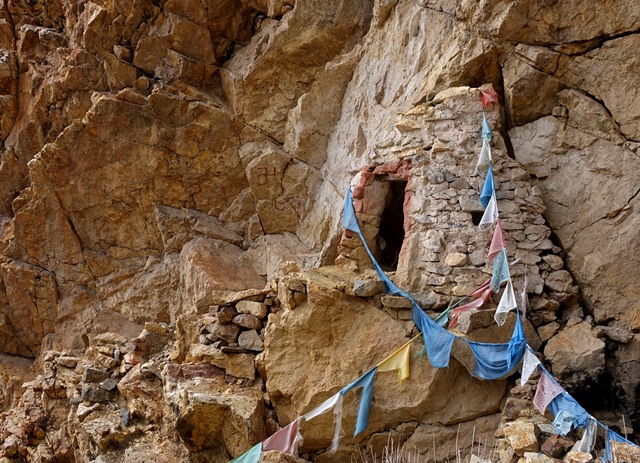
<box><xmin>378</xmin><ymin>180</ymin><xmax>407</xmax><ymax>270</ymax></box>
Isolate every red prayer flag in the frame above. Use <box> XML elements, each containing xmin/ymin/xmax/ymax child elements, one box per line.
<box><xmin>533</xmin><ymin>372</ymin><xmax>563</xmax><ymax>414</ymax></box>
<box><xmin>263</xmin><ymin>419</ymin><xmax>302</xmax><ymax>456</ymax></box>
<box><xmin>488</xmin><ymin>219</ymin><xmax>507</xmax><ymax>262</ymax></box>
<box><xmin>449</xmin><ymin>286</ymin><xmax>493</xmax><ymax>328</ymax></box>
<box><xmin>479</xmin><ymin>84</ymin><xmax>499</xmax><ymax>108</ymax></box>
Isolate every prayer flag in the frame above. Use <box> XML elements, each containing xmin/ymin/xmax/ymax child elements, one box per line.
<box><xmin>480</xmin><ymin>166</ymin><xmax>494</xmax><ymax>209</ymax></box>
<box><xmin>521</xmin><ymin>273</ymin><xmax>529</xmax><ymax>319</ymax></box>
<box><xmin>470</xmin><ymin>279</ymin><xmax>491</xmax><ymax>298</ymax></box>
<box><xmin>553</xmin><ymin>410</ymin><xmax>575</xmax><ymax>435</ymax></box>
<box><xmin>495</xmin><ymin>279</ymin><xmax>517</xmax><ymax>326</ymax></box>
<box><xmin>533</xmin><ymin>372</ymin><xmax>563</xmax><ymax>414</ymax></box>
<box><xmin>303</xmin><ymin>393</ymin><xmax>342</xmax><ymax>421</ymax></box>
<box><xmin>449</xmin><ymin>286</ymin><xmax>493</xmax><ymax>328</ymax></box>
<box><xmin>329</xmin><ymin>394</ymin><xmax>345</xmax><ymax>452</ymax></box>
<box><xmin>575</xmin><ymin>418</ymin><xmax>597</xmax><ymax>453</ymax></box>
<box><xmin>340</xmin><ymin>368</ymin><xmax>378</xmax><ymax>437</ymax></box>
<box><xmin>378</xmin><ymin>343</ymin><xmax>411</xmax><ymax>381</ymax></box>
<box><xmin>490</xmin><ymin>248</ymin><xmax>510</xmax><ymax>292</ymax></box>
<box><xmin>479</xmin><ymin>84</ymin><xmax>499</xmax><ymax>108</ymax></box>
<box><xmin>342</xmin><ymin>187</ymin><xmax>360</xmax><ymax>233</ymax></box>
<box><xmin>520</xmin><ymin>348</ymin><xmax>541</xmax><ymax>386</ymax></box>
<box><xmin>548</xmin><ymin>392</ymin><xmax>591</xmax><ymax>431</ymax></box>
<box><xmin>488</xmin><ymin>219</ymin><xmax>506</xmax><ymax>262</ymax></box>
<box><xmin>482</xmin><ymin>113</ymin><xmax>492</xmax><ymax>142</ymax></box>
<box><xmin>412</xmin><ymin>303</ymin><xmax>456</xmax><ymax>368</ymax></box>
<box><xmin>263</xmin><ymin>418</ymin><xmax>302</xmax><ymax>456</ymax></box>
<box><xmin>476</xmin><ymin>138</ymin><xmax>492</xmax><ymax>177</ymax></box>
<box><xmin>466</xmin><ymin>315</ymin><xmax>526</xmax><ymax>380</ymax></box>
<box><xmin>478</xmin><ymin>192</ymin><xmax>499</xmax><ymax>230</ymax></box>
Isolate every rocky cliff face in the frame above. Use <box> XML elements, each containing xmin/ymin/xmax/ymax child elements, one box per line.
<box><xmin>0</xmin><ymin>0</ymin><xmax>638</xmax><ymax>462</ymax></box>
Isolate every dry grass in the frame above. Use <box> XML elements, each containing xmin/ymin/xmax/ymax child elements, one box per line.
<box><xmin>351</xmin><ymin>426</ymin><xmax>496</xmax><ymax>463</ymax></box>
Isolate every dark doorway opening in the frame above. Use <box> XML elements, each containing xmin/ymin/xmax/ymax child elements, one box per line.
<box><xmin>378</xmin><ymin>180</ymin><xmax>407</xmax><ymax>270</ymax></box>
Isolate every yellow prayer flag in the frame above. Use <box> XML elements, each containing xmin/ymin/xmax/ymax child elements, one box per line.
<box><xmin>377</xmin><ymin>343</ymin><xmax>411</xmax><ymax>381</ymax></box>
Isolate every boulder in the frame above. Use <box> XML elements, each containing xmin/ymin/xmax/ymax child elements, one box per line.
<box><xmin>511</xmin><ymin>110</ymin><xmax>640</xmax><ymax>330</ymax></box>
<box><xmin>238</xmin><ymin>330</ymin><xmax>264</xmax><ymax>352</ymax></box>
<box><xmin>544</xmin><ymin>322</ymin><xmax>605</xmax><ymax>385</ymax></box>
<box><xmin>259</xmin><ymin>267</ymin><xmax>509</xmax><ymax>452</ymax></box>
<box><xmin>186</xmin><ymin>344</ymin><xmax>256</xmax><ymax>380</ymax></box>
<box><xmin>503</xmin><ymin>421</ymin><xmax>539</xmax><ymax>456</ymax></box>
<box><xmin>232</xmin><ymin>314</ymin><xmax>262</xmax><ymax>330</ymax></box>
<box><xmin>236</xmin><ymin>301</ymin><xmax>268</xmax><ymax>319</ymax></box>
<box><xmin>180</xmin><ymin>237</ymin><xmax>266</xmax><ymax>315</ymax></box>
<box><xmin>163</xmin><ymin>363</ymin><xmax>265</xmax><ymax>457</ymax></box>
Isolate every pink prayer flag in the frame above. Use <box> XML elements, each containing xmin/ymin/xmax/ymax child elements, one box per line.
<box><xmin>488</xmin><ymin>220</ymin><xmax>506</xmax><ymax>262</ymax></box>
<box><xmin>449</xmin><ymin>286</ymin><xmax>493</xmax><ymax>328</ymax></box>
<box><xmin>533</xmin><ymin>372</ymin><xmax>563</xmax><ymax>414</ymax></box>
<box><xmin>479</xmin><ymin>84</ymin><xmax>499</xmax><ymax>108</ymax></box>
<box><xmin>469</xmin><ymin>279</ymin><xmax>491</xmax><ymax>298</ymax></box>
<box><xmin>263</xmin><ymin>418</ymin><xmax>302</xmax><ymax>456</ymax></box>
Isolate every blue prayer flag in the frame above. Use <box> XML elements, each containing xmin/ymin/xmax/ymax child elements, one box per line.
<box><xmin>547</xmin><ymin>391</ymin><xmax>592</xmax><ymax>434</ymax></box>
<box><xmin>230</xmin><ymin>444</ymin><xmax>262</xmax><ymax>463</ymax></box>
<box><xmin>490</xmin><ymin>248</ymin><xmax>510</xmax><ymax>292</ymax></box>
<box><xmin>343</xmin><ymin>188</ymin><xmax>360</xmax><ymax>233</ymax></box>
<box><xmin>480</xmin><ymin>166</ymin><xmax>494</xmax><ymax>209</ymax></box>
<box><xmin>342</xmin><ymin>187</ymin><xmax>410</xmax><ymax>298</ymax></box>
<box><xmin>412</xmin><ymin>303</ymin><xmax>455</xmax><ymax>368</ymax></box>
<box><xmin>340</xmin><ymin>368</ymin><xmax>378</xmax><ymax>436</ymax></box>
<box><xmin>482</xmin><ymin>113</ymin><xmax>492</xmax><ymax>142</ymax></box>
<box><xmin>466</xmin><ymin>315</ymin><xmax>526</xmax><ymax>380</ymax></box>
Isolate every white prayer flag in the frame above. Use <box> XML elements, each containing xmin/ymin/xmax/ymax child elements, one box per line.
<box><xmin>476</xmin><ymin>138</ymin><xmax>492</xmax><ymax>176</ymax></box>
<box><xmin>520</xmin><ymin>348</ymin><xmax>541</xmax><ymax>386</ymax></box>
<box><xmin>495</xmin><ymin>279</ymin><xmax>517</xmax><ymax>325</ymax></box>
<box><xmin>478</xmin><ymin>192</ymin><xmax>499</xmax><ymax>230</ymax></box>
<box><xmin>303</xmin><ymin>393</ymin><xmax>342</xmax><ymax>421</ymax></box>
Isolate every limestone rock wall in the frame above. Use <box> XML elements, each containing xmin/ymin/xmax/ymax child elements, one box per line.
<box><xmin>0</xmin><ymin>0</ymin><xmax>638</xmax><ymax>462</ymax></box>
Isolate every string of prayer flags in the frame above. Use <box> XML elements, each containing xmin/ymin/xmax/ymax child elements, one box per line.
<box><xmin>495</xmin><ymin>279</ymin><xmax>517</xmax><ymax>326</ymax></box>
<box><xmin>263</xmin><ymin>418</ymin><xmax>303</xmax><ymax>455</ymax></box>
<box><xmin>479</xmin><ymin>84</ymin><xmax>499</xmax><ymax>108</ymax></box>
<box><xmin>480</xmin><ymin>166</ymin><xmax>495</xmax><ymax>209</ymax></box>
<box><xmin>490</xmin><ymin>248</ymin><xmax>510</xmax><ymax>292</ymax></box>
<box><xmin>466</xmin><ymin>315</ymin><xmax>526</xmax><ymax>380</ymax></box>
<box><xmin>533</xmin><ymin>371</ymin><xmax>563</xmax><ymax>414</ymax></box>
<box><xmin>520</xmin><ymin>347</ymin><xmax>541</xmax><ymax>386</ymax></box>
<box><xmin>488</xmin><ymin>219</ymin><xmax>506</xmax><ymax>262</ymax></box>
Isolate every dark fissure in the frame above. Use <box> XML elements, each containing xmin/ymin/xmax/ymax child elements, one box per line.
<box><xmin>378</xmin><ymin>180</ymin><xmax>407</xmax><ymax>270</ymax></box>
